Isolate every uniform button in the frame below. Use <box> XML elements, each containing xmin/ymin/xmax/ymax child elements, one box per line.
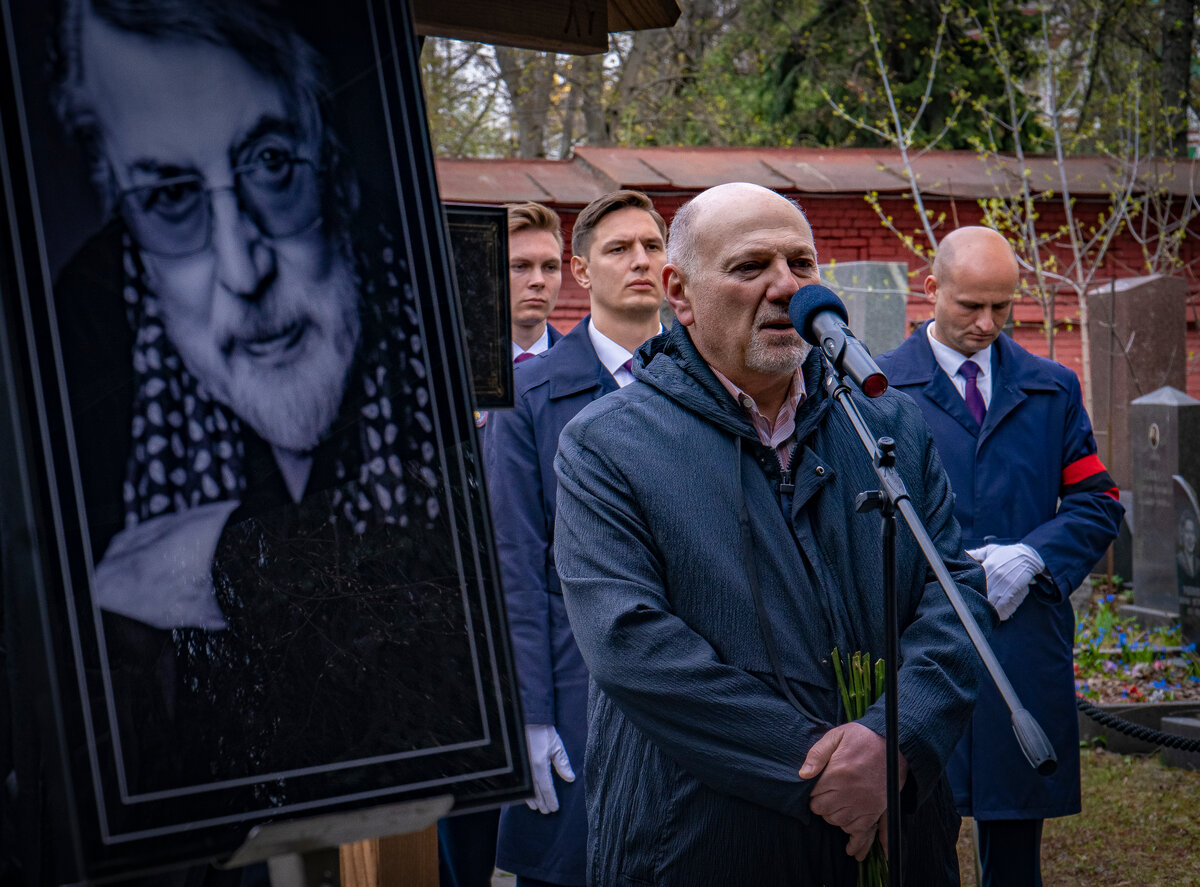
<box><xmin>815</xmin><ymin>466</ymin><xmax>825</xmax><ymax>476</ymax></box>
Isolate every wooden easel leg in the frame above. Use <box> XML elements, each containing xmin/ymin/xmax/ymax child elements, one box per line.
<box><xmin>340</xmin><ymin>824</ymin><xmax>439</xmax><ymax>887</ymax></box>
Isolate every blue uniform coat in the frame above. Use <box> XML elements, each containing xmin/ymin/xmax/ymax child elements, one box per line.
<box><xmin>876</xmin><ymin>324</ymin><xmax>1123</xmax><ymax>820</ymax></box>
<box><xmin>484</xmin><ymin>318</ymin><xmax>615</xmax><ymax>885</ymax></box>
<box><xmin>437</xmin><ymin>323</ymin><xmax>565</xmax><ymax>887</ymax></box>
<box><xmin>554</xmin><ymin>324</ymin><xmax>993</xmax><ymax>886</ymax></box>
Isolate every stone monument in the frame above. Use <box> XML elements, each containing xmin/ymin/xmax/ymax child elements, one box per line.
<box><xmin>1087</xmin><ymin>275</ymin><xmax>1188</xmax><ymax>492</ymax></box>
<box><xmin>1129</xmin><ymin>386</ymin><xmax>1200</xmax><ymax>639</ymax></box>
<box><xmin>820</xmin><ymin>261</ymin><xmax>910</xmax><ymax>357</ymax></box>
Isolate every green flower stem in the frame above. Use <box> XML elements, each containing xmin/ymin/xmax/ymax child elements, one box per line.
<box><xmin>832</xmin><ymin>649</ymin><xmax>889</xmax><ymax>887</ymax></box>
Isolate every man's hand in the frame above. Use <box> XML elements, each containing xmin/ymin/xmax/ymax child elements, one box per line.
<box><xmin>525</xmin><ymin>724</ymin><xmax>575</xmax><ymax>814</ymax></box>
<box><xmin>93</xmin><ymin>501</ymin><xmax>239</xmax><ymax>630</ymax></box>
<box><xmin>799</xmin><ymin>722</ymin><xmax>907</xmax><ymax>860</ymax></box>
<box><xmin>967</xmin><ymin>542</ymin><xmax>1044</xmax><ymax>620</ymax></box>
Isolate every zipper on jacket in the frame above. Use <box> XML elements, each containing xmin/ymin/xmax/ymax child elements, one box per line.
<box><xmin>777</xmin><ymin>441</ymin><xmax>799</xmax><ymax>517</ymax></box>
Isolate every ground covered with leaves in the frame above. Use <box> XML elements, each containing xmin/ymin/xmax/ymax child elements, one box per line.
<box><xmin>957</xmin><ymin>748</ymin><xmax>1200</xmax><ymax>886</ymax></box>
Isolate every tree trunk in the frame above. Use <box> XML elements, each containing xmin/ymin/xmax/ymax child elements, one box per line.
<box><xmin>1160</xmin><ymin>0</ymin><xmax>1195</xmax><ymax>157</ymax></box>
<box><xmin>496</xmin><ymin>47</ymin><xmax>555</xmax><ymax>158</ymax></box>
<box><xmin>606</xmin><ymin>30</ymin><xmax>656</xmax><ymax>142</ymax></box>
<box><xmin>577</xmin><ymin>53</ymin><xmax>608</xmax><ymax>146</ymax></box>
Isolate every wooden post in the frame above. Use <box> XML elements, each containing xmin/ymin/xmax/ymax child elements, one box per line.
<box><xmin>340</xmin><ymin>825</ymin><xmax>440</xmax><ymax>887</ymax></box>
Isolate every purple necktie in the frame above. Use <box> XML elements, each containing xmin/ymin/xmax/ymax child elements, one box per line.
<box><xmin>958</xmin><ymin>361</ymin><xmax>986</xmax><ymax>426</ymax></box>
<box><xmin>514</xmin><ymin>351</ymin><xmax>535</xmax><ymax>364</ymax></box>
<box><xmin>620</xmin><ymin>358</ymin><xmax>633</xmax><ymax>375</ymax></box>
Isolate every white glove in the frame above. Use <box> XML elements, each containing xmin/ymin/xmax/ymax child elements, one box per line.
<box><xmin>966</xmin><ymin>543</ymin><xmax>1044</xmax><ymax>621</ymax></box>
<box><xmin>525</xmin><ymin>724</ymin><xmax>575</xmax><ymax>814</ymax></box>
<box><xmin>965</xmin><ymin>543</ymin><xmax>997</xmax><ymax>564</ymax></box>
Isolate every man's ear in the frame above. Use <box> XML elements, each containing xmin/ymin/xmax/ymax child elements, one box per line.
<box><xmin>570</xmin><ymin>254</ymin><xmax>590</xmax><ymax>290</ymax></box>
<box><xmin>663</xmin><ymin>264</ymin><xmax>694</xmax><ymax>327</ymax></box>
<box><xmin>923</xmin><ymin>273</ymin><xmax>938</xmax><ymax>304</ymax></box>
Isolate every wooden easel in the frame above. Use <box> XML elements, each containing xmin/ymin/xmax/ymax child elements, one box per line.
<box><xmin>223</xmin><ymin>795</ymin><xmax>453</xmax><ymax>887</ymax></box>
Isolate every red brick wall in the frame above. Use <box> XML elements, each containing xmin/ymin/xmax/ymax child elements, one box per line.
<box><xmin>546</xmin><ymin>191</ymin><xmax>1200</xmax><ymax>399</ymax></box>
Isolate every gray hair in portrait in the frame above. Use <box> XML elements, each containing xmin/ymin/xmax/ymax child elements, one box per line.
<box><xmin>51</xmin><ymin>0</ymin><xmax>359</xmax><ymax>231</ymax></box>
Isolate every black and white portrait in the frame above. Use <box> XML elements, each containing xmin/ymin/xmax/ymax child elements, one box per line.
<box><xmin>1179</xmin><ymin>509</ymin><xmax>1200</xmax><ymax>585</ymax></box>
<box><xmin>0</xmin><ymin>0</ymin><xmax>522</xmax><ymax>870</ymax></box>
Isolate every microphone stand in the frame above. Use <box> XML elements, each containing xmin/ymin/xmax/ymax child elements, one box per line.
<box><xmin>822</xmin><ymin>368</ymin><xmax>1057</xmax><ymax>887</ymax></box>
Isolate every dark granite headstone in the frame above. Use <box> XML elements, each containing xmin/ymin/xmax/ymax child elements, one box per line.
<box><xmin>1087</xmin><ymin>275</ymin><xmax>1188</xmax><ymax>491</ymax></box>
<box><xmin>820</xmin><ymin>261</ymin><xmax>910</xmax><ymax>356</ymax></box>
<box><xmin>1129</xmin><ymin>386</ymin><xmax>1200</xmax><ymax>638</ymax></box>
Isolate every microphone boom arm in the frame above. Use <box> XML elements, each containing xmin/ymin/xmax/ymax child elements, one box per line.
<box><xmin>822</xmin><ymin>367</ymin><xmax>1057</xmax><ymax>776</ymax></box>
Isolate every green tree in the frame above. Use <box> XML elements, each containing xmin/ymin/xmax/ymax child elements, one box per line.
<box><xmin>833</xmin><ymin>0</ymin><xmax>1198</xmax><ymax>410</ymax></box>
<box><xmin>419</xmin><ymin>38</ymin><xmax>512</xmax><ymax>157</ymax></box>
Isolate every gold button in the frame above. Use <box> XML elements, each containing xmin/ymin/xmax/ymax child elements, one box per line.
<box><xmin>815</xmin><ymin>466</ymin><xmax>825</xmax><ymax>476</ymax></box>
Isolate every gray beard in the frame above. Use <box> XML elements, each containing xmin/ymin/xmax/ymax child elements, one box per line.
<box><xmin>225</xmin><ymin>274</ymin><xmax>361</xmax><ymax>454</ymax></box>
<box><xmin>745</xmin><ymin>334</ymin><xmax>811</xmax><ymax>377</ymax></box>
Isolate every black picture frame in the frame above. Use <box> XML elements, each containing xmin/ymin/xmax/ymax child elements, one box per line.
<box><xmin>445</xmin><ymin>204</ymin><xmax>514</xmax><ymax>410</ymax></box>
<box><xmin>0</xmin><ymin>0</ymin><xmax>526</xmax><ymax>880</ymax></box>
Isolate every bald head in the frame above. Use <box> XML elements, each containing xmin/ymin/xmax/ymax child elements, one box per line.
<box><xmin>925</xmin><ymin>226</ymin><xmax>1019</xmax><ymax>356</ymax></box>
<box><xmin>931</xmin><ymin>226</ymin><xmax>1019</xmax><ymax>286</ymax></box>
<box><xmin>663</xmin><ymin>182</ymin><xmax>819</xmax><ymax>419</ymax></box>
<box><xmin>668</xmin><ymin>183</ymin><xmax>809</xmax><ymax>279</ymax></box>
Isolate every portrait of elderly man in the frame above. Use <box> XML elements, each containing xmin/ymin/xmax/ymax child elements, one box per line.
<box><xmin>38</xmin><ymin>0</ymin><xmax>487</xmax><ymax>802</ymax></box>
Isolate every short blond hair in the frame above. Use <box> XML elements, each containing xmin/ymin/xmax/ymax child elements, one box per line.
<box><xmin>507</xmin><ymin>202</ymin><xmax>563</xmax><ymax>252</ymax></box>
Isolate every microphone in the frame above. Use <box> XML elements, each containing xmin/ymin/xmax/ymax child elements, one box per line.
<box><xmin>789</xmin><ymin>284</ymin><xmax>888</xmax><ymax>398</ymax></box>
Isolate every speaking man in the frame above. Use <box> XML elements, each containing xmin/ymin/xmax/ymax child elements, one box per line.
<box><xmin>486</xmin><ymin>190</ymin><xmax>668</xmax><ymax>887</ymax></box>
<box><xmin>552</xmin><ymin>182</ymin><xmax>992</xmax><ymax>885</ymax></box>
<box><xmin>876</xmin><ymin>226</ymin><xmax>1123</xmax><ymax>886</ymax></box>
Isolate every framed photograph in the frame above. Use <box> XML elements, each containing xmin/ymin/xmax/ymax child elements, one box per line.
<box><xmin>0</xmin><ymin>0</ymin><xmax>526</xmax><ymax>879</ymax></box>
<box><xmin>445</xmin><ymin>204</ymin><xmax>514</xmax><ymax>410</ymax></box>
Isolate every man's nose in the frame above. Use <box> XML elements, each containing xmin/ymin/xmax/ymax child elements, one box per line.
<box><xmin>210</xmin><ymin>190</ymin><xmax>274</xmax><ymax>300</ymax></box>
<box><xmin>975</xmin><ymin>310</ymin><xmax>996</xmax><ymax>331</ymax></box>
<box><xmin>629</xmin><ymin>243</ymin><xmax>650</xmax><ymax>270</ymax></box>
<box><xmin>528</xmin><ymin>266</ymin><xmax>545</xmax><ymax>288</ymax></box>
<box><xmin>765</xmin><ymin>257</ymin><xmax>798</xmax><ymax>299</ymax></box>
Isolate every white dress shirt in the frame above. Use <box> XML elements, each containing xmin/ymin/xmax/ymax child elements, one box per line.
<box><xmin>512</xmin><ymin>326</ymin><xmax>552</xmax><ymax>361</ymax></box>
<box><xmin>926</xmin><ymin>322</ymin><xmax>994</xmax><ymax>407</ymax></box>
<box><xmin>588</xmin><ymin>320</ymin><xmax>662</xmax><ymax>389</ymax></box>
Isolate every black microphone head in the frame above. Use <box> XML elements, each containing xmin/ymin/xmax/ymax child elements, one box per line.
<box><xmin>789</xmin><ymin>284</ymin><xmax>848</xmax><ymax>344</ymax></box>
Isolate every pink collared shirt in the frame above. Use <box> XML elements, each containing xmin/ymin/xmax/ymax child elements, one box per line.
<box><xmin>710</xmin><ymin>366</ymin><xmax>807</xmax><ymax>469</ymax></box>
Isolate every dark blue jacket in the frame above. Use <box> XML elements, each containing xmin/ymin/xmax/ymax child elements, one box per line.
<box><xmin>876</xmin><ymin>324</ymin><xmax>1123</xmax><ymax>820</ymax></box>
<box><xmin>484</xmin><ymin>317</ymin><xmax>615</xmax><ymax>884</ymax></box>
<box><xmin>554</xmin><ymin>324</ymin><xmax>993</xmax><ymax>886</ymax></box>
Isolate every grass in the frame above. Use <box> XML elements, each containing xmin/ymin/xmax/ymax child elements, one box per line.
<box><xmin>956</xmin><ymin>747</ymin><xmax>1200</xmax><ymax>886</ymax></box>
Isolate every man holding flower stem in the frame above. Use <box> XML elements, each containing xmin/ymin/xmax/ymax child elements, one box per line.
<box><xmin>554</xmin><ymin>183</ymin><xmax>995</xmax><ymax>886</ymax></box>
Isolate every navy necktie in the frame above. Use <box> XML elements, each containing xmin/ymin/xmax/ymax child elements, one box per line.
<box><xmin>958</xmin><ymin>360</ymin><xmax>986</xmax><ymax>426</ymax></box>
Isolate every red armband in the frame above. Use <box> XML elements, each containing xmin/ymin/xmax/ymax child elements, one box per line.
<box><xmin>1061</xmin><ymin>454</ymin><xmax>1118</xmax><ymax>500</ymax></box>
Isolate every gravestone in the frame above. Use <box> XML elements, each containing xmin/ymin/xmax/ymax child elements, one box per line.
<box><xmin>1128</xmin><ymin>386</ymin><xmax>1200</xmax><ymax>639</ymax></box>
<box><xmin>819</xmin><ymin>261</ymin><xmax>910</xmax><ymax>356</ymax></box>
<box><xmin>1087</xmin><ymin>275</ymin><xmax>1188</xmax><ymax>492</ymax></box>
